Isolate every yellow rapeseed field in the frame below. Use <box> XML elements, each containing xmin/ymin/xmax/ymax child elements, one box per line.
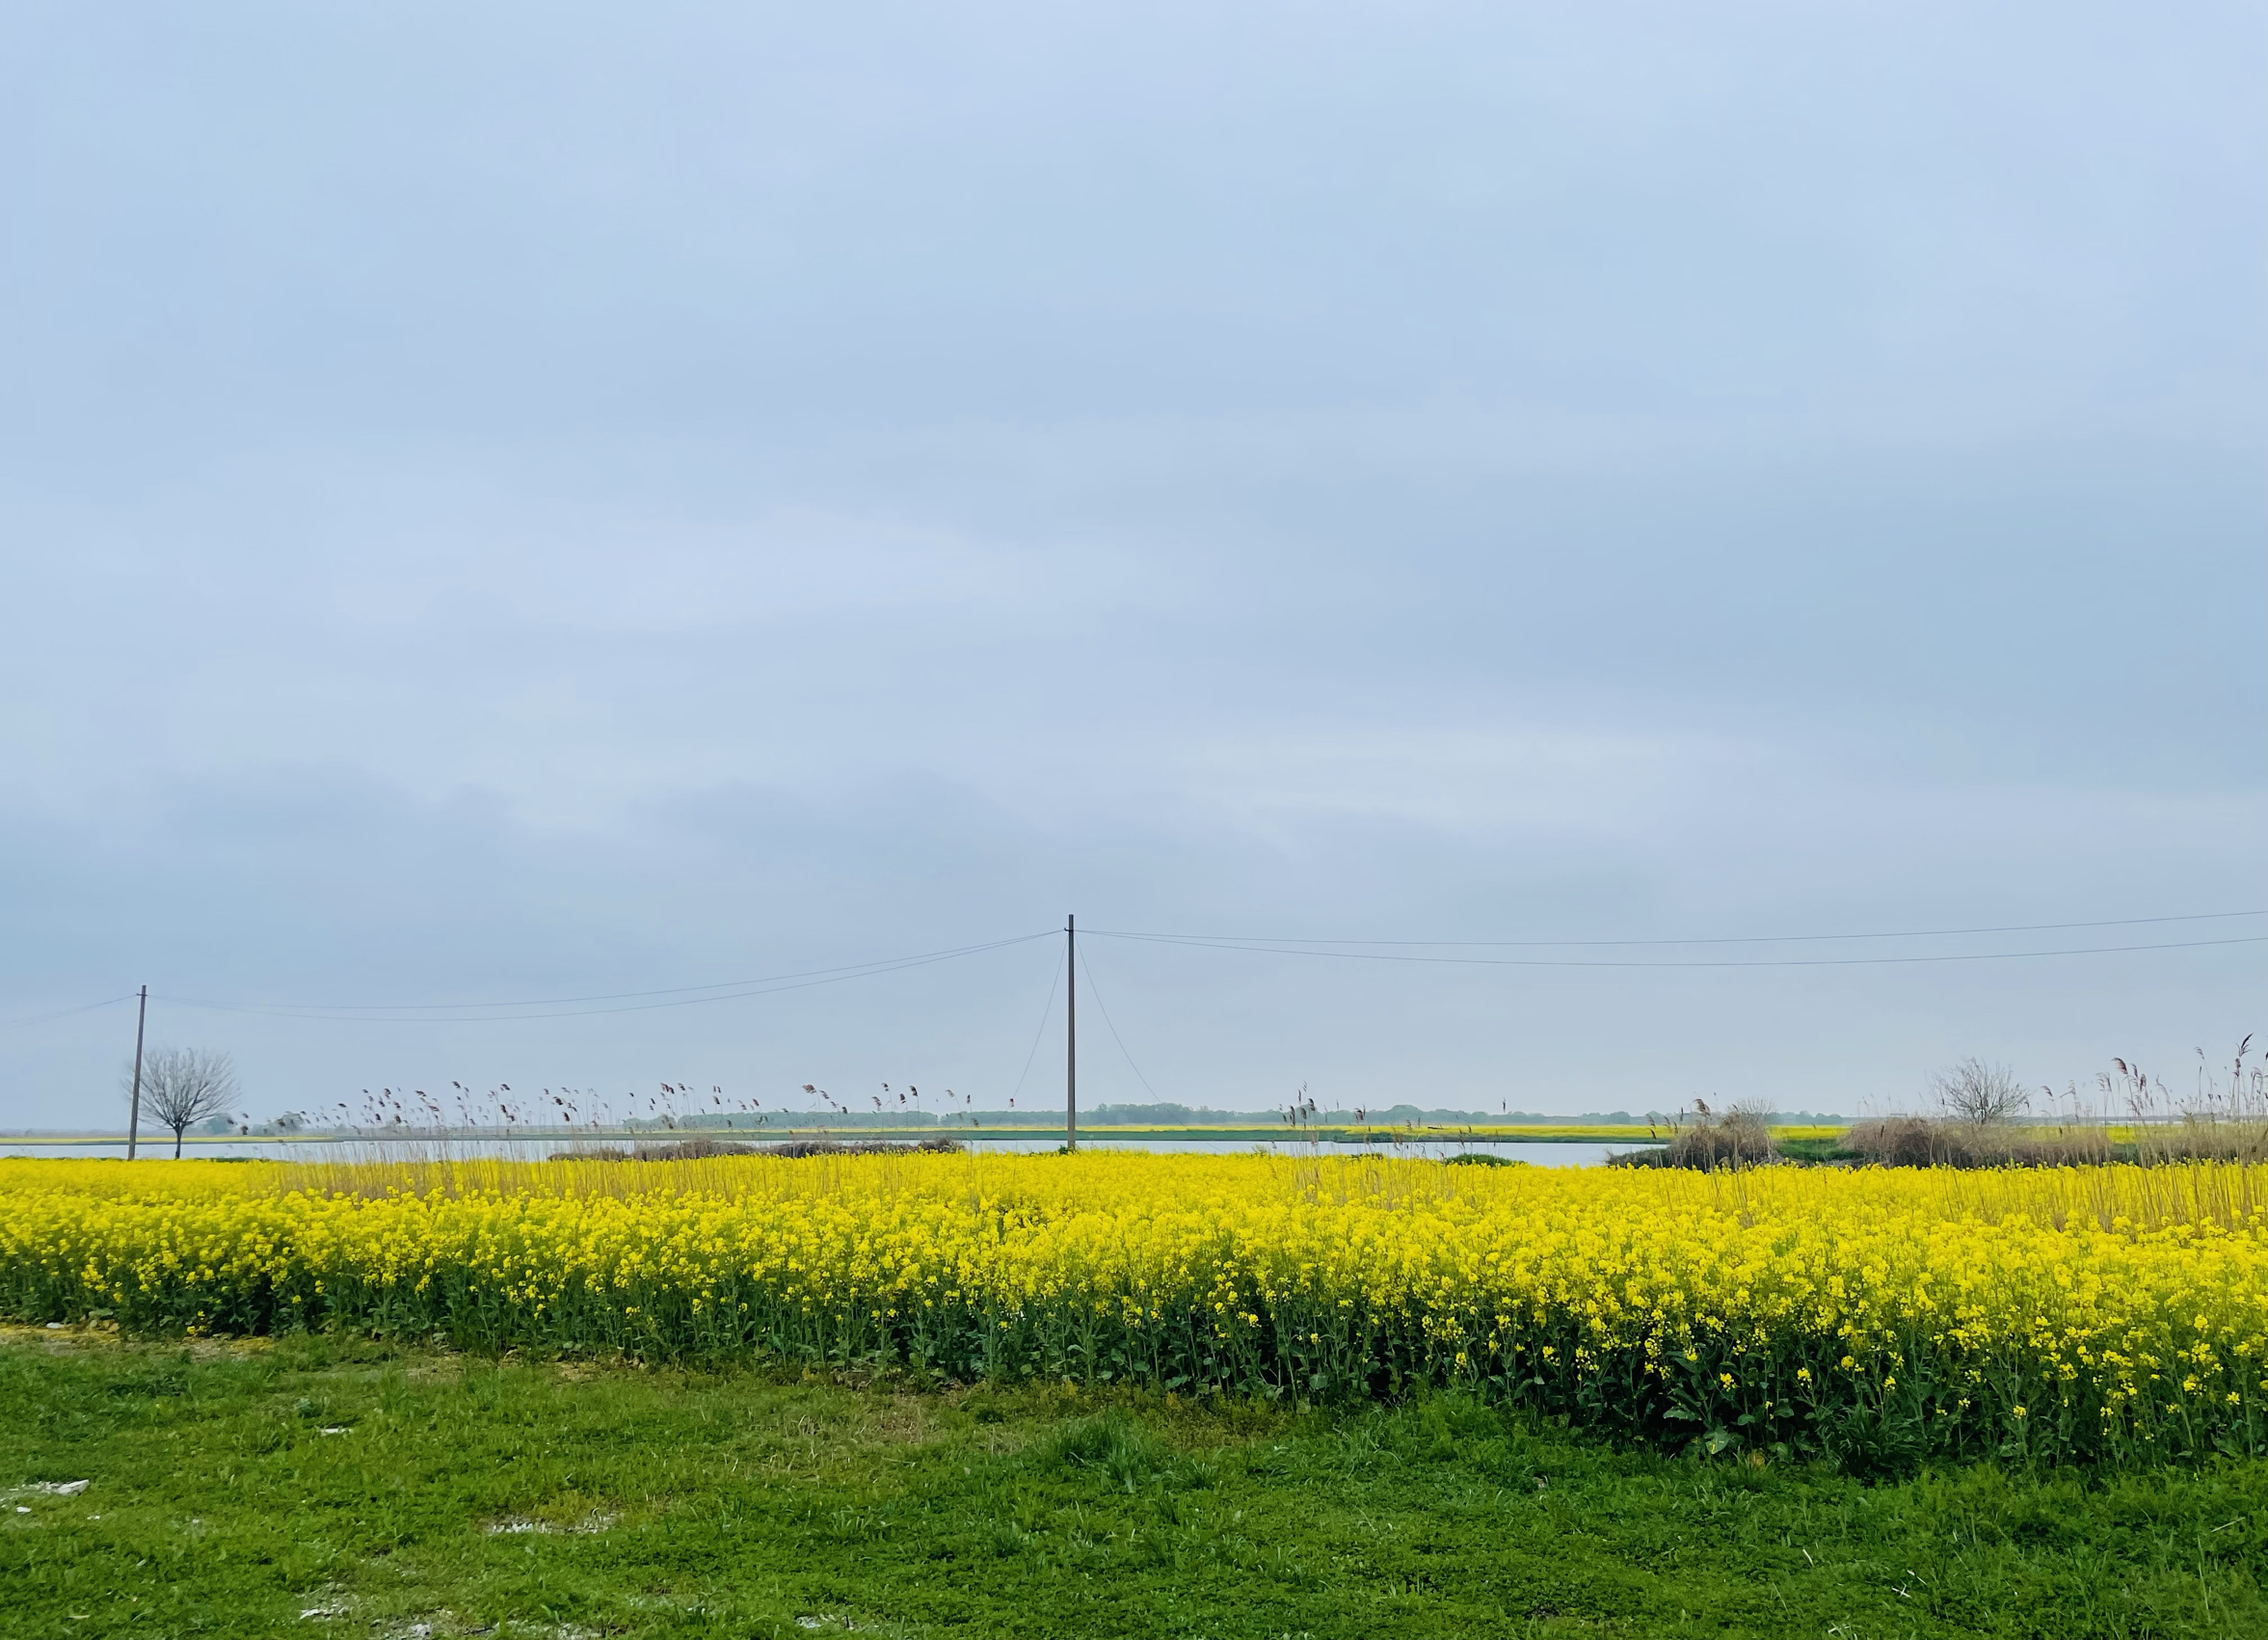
<box><xmin>5</xmin><ymin>1152</ymin><xmax>2266</xmax><ymax>1465</ymax></box>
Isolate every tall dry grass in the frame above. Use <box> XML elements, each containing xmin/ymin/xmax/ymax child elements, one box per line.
<box><xmin>1841</xmin><ymin>1038</ymin><xmax>2266</xmax><ymax>1178</ymax></box>
<box><xmin>1610</xmin><ymin>1100</ymin><xmax>1777</xmax><ymax>1171</ymax></box>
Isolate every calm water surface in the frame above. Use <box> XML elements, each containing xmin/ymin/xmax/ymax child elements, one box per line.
<box><xmin>3</xmin><ymin>1135</ymin><xmax>1632</xmax><ymax>1167</ymax></box>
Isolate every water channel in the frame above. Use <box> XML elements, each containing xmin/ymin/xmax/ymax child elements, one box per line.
<box><xmin>4</xmin><ymin>1134</ymin><xmax>1633</xmax><ymax>1167</ymax></box>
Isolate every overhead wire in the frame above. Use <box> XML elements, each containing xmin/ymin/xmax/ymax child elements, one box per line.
<box><xmin>170</xmin><ymin>936</ymin><xmax>1054</xmax><ymax>1012</ymax></box>
<box><xmin>0</xmin><ymin>993</ymin><xmax>140</xmax><ymax>1033</ymax></box>
<box><xmin>1086</xmin><ymin>930</ymin><xmax>2268</xmax><ymax>969</ymax></box>
<box><xmin>12</xmin><ymin>906</ymin><xmax>2259</xmax><ymax>1054</ymax></box>
<box><xmin>1006</xmin><ymin>949</ymin><xmax>1062</xmax><ymax>1106</ymax></box>
<box><xmin>1087</xmin><ymin>908</ymin><xmax>2268</xmax><ymax>950</ymax></box>
<box><xmin>1078</xmin><ymin>941</ymin><xmax>1162</xmax><ymax>1101</ymax></box>
<box><xmin>162</xmin><ymin>932</ymin><xmax>1057</xmax><ymax>1023</ymax></box>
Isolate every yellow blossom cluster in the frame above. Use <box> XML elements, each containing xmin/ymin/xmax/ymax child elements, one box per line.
<box><xmin>4</xmin><ymin>1151</ymin><xmax>2265</xmax><ymax>1465</ymax></box>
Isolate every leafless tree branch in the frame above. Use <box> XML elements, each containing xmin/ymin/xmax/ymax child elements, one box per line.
<box><xmin>1930</xmin><ymin>1057</ymin><xmax>2030</xmax><ymax>1126</ymax></box>
<box><xmin>126</xmin><ymin>1047</ymin><xmax>240</xmax><ymax>1157</ymax></box>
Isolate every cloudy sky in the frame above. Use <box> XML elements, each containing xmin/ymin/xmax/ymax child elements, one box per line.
<box><xmin>3</xmin><ymin>1</ymin><xmax>2262</xmax><ymax>1128</ymax></box>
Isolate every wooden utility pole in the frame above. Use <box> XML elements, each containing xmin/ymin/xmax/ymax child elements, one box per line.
<box><xmin>1065</xmin><ymin>914</ymin><xmax>1077</xmax><ymax>1152</ymax></box>
<box><xmin>125</xmin><ymin>985</ymin><xmax>147</xmax><ymax>1161</ymax></box>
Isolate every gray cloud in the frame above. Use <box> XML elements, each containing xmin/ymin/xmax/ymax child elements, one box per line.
<box><xmin>3</xmin><ymin>0</ymin><xmax>2262</xmax><ymax>1125</ymax></box>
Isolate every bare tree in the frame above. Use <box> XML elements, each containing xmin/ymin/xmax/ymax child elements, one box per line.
<box><xmin>125</xmin><ymin>1048</ymin><xmax>240</xmax><ymax>1158</ymax></box>
<box><xmin>1931</xmin><ymin>1057</ymin><xmax>2030</xmax><ymax>1126</ymax></box>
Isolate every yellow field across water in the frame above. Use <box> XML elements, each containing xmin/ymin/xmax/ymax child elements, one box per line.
<box><xmin>5</xmin><ymin>1153</ymin><xmax>2266</xmax><ymax>1465</ymax></box>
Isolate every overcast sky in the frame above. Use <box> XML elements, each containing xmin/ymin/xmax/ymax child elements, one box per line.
<box><xmin>3</xmin><ymin>1</ymin><xmax>2263</xmax><ymax>1128</ymax></box>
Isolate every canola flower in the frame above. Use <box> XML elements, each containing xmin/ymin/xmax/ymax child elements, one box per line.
<box><xmin>5</xmin><ymin>1151</ymin><xmax>2268</xmax><ymax>1466</ymax></box>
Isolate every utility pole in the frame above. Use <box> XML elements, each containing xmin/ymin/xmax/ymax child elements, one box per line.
<box><xmin>1065</xmin><ymin>914</ymin><xmax>1077</xmax><ymax>1152</ymax></box>
<box><xmin>125</xmin><ymin>985</ymin><xmax>148</xmax><ymax>1161</ymax></box>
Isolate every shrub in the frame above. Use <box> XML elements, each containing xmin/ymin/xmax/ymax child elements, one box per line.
<box><xmin>1611</xmin><ymin>1102</ymin><xmax>1777</xmax><ymax>1171</ymax></box>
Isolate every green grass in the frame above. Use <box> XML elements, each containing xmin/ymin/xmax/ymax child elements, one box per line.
<box><xmin>6</xmin><ymin>1330</ymin><xmax>2266</xmax><ymax>1639</ymax></box>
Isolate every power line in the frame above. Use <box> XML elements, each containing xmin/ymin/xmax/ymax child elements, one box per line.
<box><xmin>1087</xmin><ymin>908</ymin><xmax>2268</xmax><ymax>949</ymax></box>
<box><xmin>165</xmin><ymin>932</ymin><xmax>1053</xmax><ymax>1014</ymax></box>
<box><xmin>0</xmin><ymin>993</ymin><xmax>140</xmax><ymax>1032</ymax></box>
<box><xmin>1007</xmin><ymin>949</ymin><xmax>1061</xmax><ymax>1106</ymax></box>
<box><xmin>17</xmin><ymin>905</ymin><xmax>2260</xmax><ymax>1043</ymax></box>
<box><xmin>1078</xmin><ymin>942</ymin><xmax>1161</xmax><ymax>1101</ymax></box>
<box><xmin>172</xmin><ymin>934</ymin><xmax>1048</xmax><ymax>1011</ymax></box>
<box><xmin>163</xmin><ymin>932</ymin><xmax>1057</xmax><ymax>1023</ymax></box>
<box><xmin>1088</xmin><ymin>929</ymin><xmax>2268</xmax><ymax>970</ymax></box>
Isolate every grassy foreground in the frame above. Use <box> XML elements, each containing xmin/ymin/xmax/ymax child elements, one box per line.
<box><xmin>6</xmin><ymin>1330</ymin><xmax>2267</xmax><ymax>1640</ymax></box>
